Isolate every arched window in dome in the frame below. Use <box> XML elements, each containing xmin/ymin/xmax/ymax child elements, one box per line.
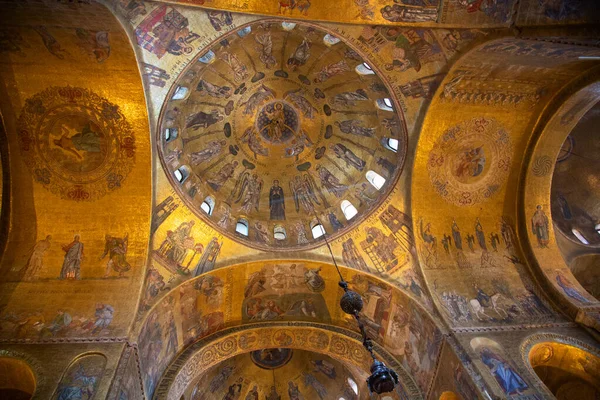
<box><xmin>171</xmin><ymin>86</ymin><xmax>189</xmax><ymax>100</ymax></box>
<box><xmin>323</xmin><ymin>34</ymin><xmax>341</xmax><ymax>46</ymax></box>
<box><xmin>595</xmin><ymin>223</ymin><xmax>600</xmax><ymax>235</ymax></box>
<box><xmin>198</xmin><ymin>50</ymin><xmax>215</xmax><ymax>64</ymax></box>
<box><xmin>341</xmin><ymin>200</ymin><xmax>358</xmax><ymax>220</ymax></box>
<box><xmin>200</xmin><ymin>196</ymin><xmax>215</xmax><ymax>216</ymax></box>
<box><xmin>173</xmin><ymin>166</ymin><xmax>189</xmax><ymax>184</ymax></box>
<box><xmin>355</xmin><ymin>62</ymin><xmax>375</xmax><ymax>75</ymax></box>
<box><xmin>311</xmin><ymin>221</ymin><xmax>326</xmax><ymax>239</ymax></box>
<box><xmin>572</xmin><ymin>228</ymin><xmax>590</xmax><ymax>245</ymax></box>
<box><xmin>164</xmin><ymin>127</ymin><xmax>178</xmax><ymax>143</ymax></box>
<box><xmin>281</xmin><ymin>22</ymin><xmax>296</xmax><ymax>31</ymax></box>
<box><xmin>237</xmin><ymin>26</ymin><xmax>252</xmax><ymax>37</ymax></box>
<box><xmin>382</xmin><ymin>137</ymin><xmax>398</xmax><ymax>152</ymax></box>
<box><xmin>366</xmin><ymin>170</ymin><xmax>386</xmax><ymax>190</ymax></box>
<box><xmin>347</xmin><ymin>377</ymin><xmax>358</xmax><ymax>395</ymax></box>
<box><xmin>236</xmin><ymin>219</ymin><xmax>249</xmax><ymax>236</ymax></box>
<box><xmin>376</xmin><ymin>98</ymin><xmax>394</xmax><ymax>112</ymax></box>
<box><xmin>274</xmin><ymin>225</ymin><xmax>287</xmax><ymax>240</ymax></box>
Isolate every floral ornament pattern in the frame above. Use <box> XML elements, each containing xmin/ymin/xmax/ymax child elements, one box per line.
<box><xmin>17</xmin><ymin>86</ymin><xmax>136</xmax><ymax>201</ymax></box>
<box><xmin>427</xmin><ymin>117</ymin><xmax>512</xmax><ymax>207</ymax></box>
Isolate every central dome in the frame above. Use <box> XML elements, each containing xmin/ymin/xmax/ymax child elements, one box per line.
<box><xmin>158</xmin><ymin>20</ymin><xmax>406</xmax><ymax>250</ymax></box>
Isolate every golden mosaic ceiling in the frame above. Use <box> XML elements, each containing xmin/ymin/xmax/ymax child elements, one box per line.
<box><xmin>185</xmin><ymin>349</ymin><xmax>364</xmax><ymax>400</ymax></box>
<box><xmin>159</xmin><ymin>20</ymin><xmax>406</xmax><ymax>251</ymax></box>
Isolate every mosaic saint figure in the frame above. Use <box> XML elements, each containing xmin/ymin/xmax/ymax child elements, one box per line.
<box><xmin>264</xmin><ymin>102</ymin><xmax>286</xmax><ymax>142</ymax></box>
<box><xmin>54</xmin><ymin>124</ymin><xmax>102</xmax><ymax>160</ymax></box>
<box><xmin>531</xmin><ymin>205</ymin><xmax>550</xmax><ymax>248</ymax></box>
<box><xmin>196</xmin><ymin>79</ymin><xmax>232</xmax><ymax>98</ymax></box>
<box><xmin>295</xmin><ymin>222</ymin><xmax>309</xmax><ymax>244</ymax></box>
<box><xmin>380</xmin><ymin>4</ymin><xmax>438</xmax><ymax>23</ymax></box>
<box><xmin>475</xmin><ymin>218</ymin><xmax>487</xmax><ymax>251</ymax></box>
<box><xmin>219</xmin><ymin>52</ymin><xmax>248</xmax><ymax>82</ymax></box>
<box><xmin>222</xmin><ymin>378</ymin><xmax>243</xmax><ymax>400</ymax></box>
<box><xmin>285</xmin><ymin>130</ymin><xmax>313</xmax><ymax>160</ymax></box>
<box><xmin>327</xmin><ymin>212</ymin><xmax>344</xmax><ymax>232</ymax></box>
<box><xmin>480</xmin><ymin>347</ymin><xmax>528</xmax><ymax>395</ymax></box>
<box><xmin>265</xmin><ymin>385</ymin><xmax>281</xmax><ymax>400</ymax></box>
<box><xmin>303</xmin><ymin>373</ymin><xmax>327</xmax><ymax>399</ymax></box>
<box><xmin>304</xmin><ymin>267</ymin><xmax>325</xmax><ymax>292</ymax></box>
<box><xmin>185</xmin><ymin>110</ymin><xmax>223</xmax><ymax>130</ymax></box>
<box><xmin>330</xmin><ymin>143</ymin><xmax>366</xmax><ymax>171</ymax></box>
<box><xmin>269</xmin><ymin>180</ymin><xmax>286</xmax><ymax>220</ymax></box>
<box><xmin>290</xmin><ymin>174</ymin><xmax>321</xmax><ymax>213</ymax></box>
<box><xmin>158</xmin><ymin>221</ymin><xmax>195</xmax><ymax>265</ymax></box>
<box><xmin>335</xmin><ymin>119</ymin><xmax>376</xmax><ymax>137</ymax></box>
<box><xmin>317</xmin><ymin>165</ymin><xmax>347</xmax><ymax>198</ymax></box>
<box><xmin>189</xmin><ymin>140</ymin><xmax>226</xmax><ymax>165</ymax></box>
<box><xmin>207</xmin><ymin>11</ymin><xmax>233</xmax><ymax>32</ymax></box>
<box><xmin>313</xmin><ymin>60</ymin><xmax>350</xmax><ymax>83</ymax></box>
<box><xmin>240</xmin><ymin>127</ymin><xmax>269</xmax><ymax>157</ymax></box>
<box><xmin>232</xmin><ymin>172</ymin><xmax>263</xmax><ymax>213</ymax></box>
<box><xmin>92</xmin><ymin>303</ymin><xmax>114</xmax><ymax>334</ymax></box>
<box><xmin>287</xmin><ymin>38</ymin><xmax>311</xmax><ymax>71</ymax></box>
<box><xmin>284</xmin><ymin>89</ymin><xmax>317</xmax><ymax>119</ymax></box>
<box><xmin>209</xmin><ymin>365</ymin><xmax>234</xmax><ymax>393</ymax></box>
<box><xmin>288</xmin><ymin>381</ymin><xmax>303</xmax><ymax>400</ymax></box>
<box><xmin>100</xmin><ymin>234</ymin><xmax>130</xmax><ymax>278</ymax></box>
<box><xmin>75</xmin><ymin>29</ymin><xmax>111</xmax><ymax>63</ymax></box>
<box><xmin>21</xmin><ymin>235</ymin><xmax>52</xmax><ymax>281</ymax></box>
<box><xmin>331</xmin><ymin>89</ymin><xmax>369</xmax><ymax>107</ymax></box>
<box><xmin>255</xmin><ymin>32</ymin><xmax>276</xmax><ymax>69</ymax></box>
<box><xmin>451</xmin><ymin>219</ymin><xmax>462</xmax><ymax>250</ymax></box>
<box><xmin>311</xmin><ymin>359</ymin><xmax>336</xmax><ymax>379</ymax></box>
<box><xmin>242</xmin><ymin>85</ymin><xmax>275</xmax><ymax>115</ymax></box>
<box><xmin>207</xmin><ymin>161</ymin><xmax>238</xmax><ymax>191</ymax></box>
<box><xmin>254</xmin><ymin>222</ymin><xmax>270</xmax><ymax>244</ymax></box>
<box><xmin>60</xmin><ymin>235</ymin><xmax>84</xmax><ymax>280</ymax></box>
<box><xmin>456</xmin><ymin>146</ymin><xmax>485</xmax><ymax>178</ymax></box>
<box><xmin>500</xmin><ymin>216</ymin><xmax>515</xmax><ymax>251</ymax></box>
<box><xmin>164</xmin><ymin>147</ymin><xmax>182</xmax><ymax>166</ymax></box>
<box><xmin>217</xmin><ymin>204</ymin><xmax>232</xmax><ymax>228</ymax></box>
<box><xmin>245</xmin><ymin>385</ymin><xmax>259</xmax><ymax>400</ymax></box>
<box><xmin>56</xmin><ymin>364</ymin><xmax>98</xmax><ymax>400</ymax></box>
<box><xmin>556</xmin><ymin>270</ymin><xmax>590</xmax><ymax>304</ymax></box>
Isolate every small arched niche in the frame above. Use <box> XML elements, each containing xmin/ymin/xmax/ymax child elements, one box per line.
<box><xmin>529</xmin><ymin>342</ymin><xmax>600</xmax><ymax>399</ymax></box>
<box><xmin>0</xmin><ymin>357</ymin><xmax>36</xmax><ymax>400</ymax></box>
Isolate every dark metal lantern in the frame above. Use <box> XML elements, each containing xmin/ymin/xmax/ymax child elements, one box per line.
<box><xmin>340</xmin><ymin>289</ymin><xmax>363</xmax><ymax>315</ymax></box>
<box><xmin>367</xmin><ymin>360</ymin><xmax>399</xmax><ymax>394</ymax></box>
<box><xmin>314</xmin><ymin>211</ymin><xmax>400</xmax><ymax>395</ymax></box>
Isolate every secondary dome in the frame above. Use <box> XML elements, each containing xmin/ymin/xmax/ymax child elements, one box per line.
<box><xmin>158</xmin><ymin>20</ymin><xmax>406</xmax><ymax>251</ymax></box>
<box><xmin>185</xmin><ymin>349</ymin><xmax>363</xmax><ymax>400</ymax></box>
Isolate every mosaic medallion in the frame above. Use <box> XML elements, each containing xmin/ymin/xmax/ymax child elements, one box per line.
<box><xmin>427</xmin><ymin>117</ymin><xmax>512</xmax><ymax>207</ymax></box>
<box><xmin>18</xmin><ymin>86</ymin><xmax>135</xmax><ymax>201</ymax></box>
<box><xmin>250</xmin><ymin>348</ymin><xmax>293</xmax><ymax>369</ymax></box>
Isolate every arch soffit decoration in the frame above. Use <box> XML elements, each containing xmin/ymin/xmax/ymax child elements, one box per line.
<box><xmin>135</xmin><ymin>261</ymin><xmax>445</xmax><ymax>338</ymax></box>
<box><xmin>0</xmin><ymin>349</ymin><xmax>44</xmax><ymax>397</ymax></box>
<box><xmin>521</xmin><ymin>80</ymin><xmax>600</xmax><ymax>322</ymax></box>
<box><xmin>155</xmin><ymin>323</ymin><xmax>422</xmax><ymax>400</ymax></box>
<box><xmin>520</xmin><ymin>332</ymin><xmax>600</xmax><ymax>397</ymax></box>
<box><xmin>137</xmin><ymin>262</ymin><xmax>443</xmax><ymax>399</ymax></box>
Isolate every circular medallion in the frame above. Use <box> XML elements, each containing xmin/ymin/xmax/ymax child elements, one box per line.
<box><xmin>18</xmin><ymin>86</ymin><xmax>135</xmax><ymax>201</ymax></box>
<box><xmin>250</xmin><ymin>348</ymin><xmax>293</xmax><ymax>369</ymax></box>
<box><xmin>427</xmin><ymin>117</ymin><xmax>512</xmax><ymax>207</ymax></box>
<box><xmin>256</xmin><ymin>101</ymin><xmax>299</xmax><ymax>143</ymax></box>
